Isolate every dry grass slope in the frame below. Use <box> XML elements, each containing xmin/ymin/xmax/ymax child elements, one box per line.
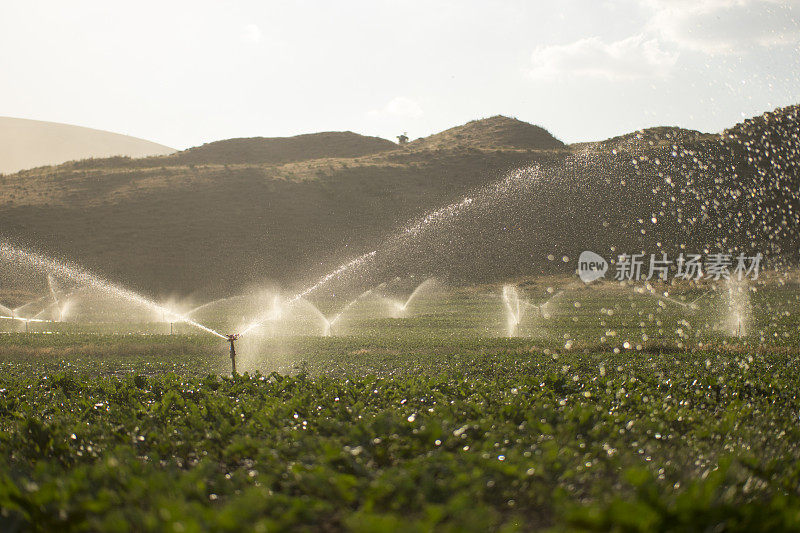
<box><xmin>410</xmin><ymin>115</ymin><xmax>565</xmax><ymax>151</ymax></box>
<box><xmin>166</xmin><ymin>131</ymin><xmax>398</xmax><ymax>166</ymax></box>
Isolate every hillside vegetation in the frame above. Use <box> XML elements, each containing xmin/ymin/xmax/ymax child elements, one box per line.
<box><xmin>409</xmin><ymin>115</ymin><xmax>565</xmax><ymax>151</ymax></box>
<box><xmin>163</xmin><ymin>131</ymin><xmax>397</xmax><ymax>166</ymax></box>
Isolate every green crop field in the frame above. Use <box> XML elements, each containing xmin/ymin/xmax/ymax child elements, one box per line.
<box><xmin>2</xmin><ymin>280</ymin><xmax>800</xmax><ymax>531</ymax></box>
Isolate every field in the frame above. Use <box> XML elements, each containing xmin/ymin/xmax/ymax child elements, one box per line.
<box><xmin>2</xmin><ymin>280</ymin><xmax>800</xmax><ymax>531</ymax></box>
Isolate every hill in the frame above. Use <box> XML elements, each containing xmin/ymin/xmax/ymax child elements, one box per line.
<box><xmin>167</xmin><ymin>131</ymin><xmax>397</xmax><ymax>166</ymax></box>
<box><xmin>0</xmin><ymin>110</ymin><xmax>796</xmax><ymax>299</ymax></box>
<box><xmin>572</xmin><ymin>126</ymin><xmax>718</xmax><ymax>153</ymax></box>
<box><xmin>409</xmin><ymin>115</ymin><xmax>565</xmax><ymax>151</ymax></box>
<box><xmin>0</xmin><ymin>117</ymin><xmax>175</xmax><ymax>174</ymax></box>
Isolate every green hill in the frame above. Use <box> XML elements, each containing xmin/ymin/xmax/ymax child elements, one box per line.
<box><xmin>165</xmin><ymin>131</ymin><xmax>397</xmax><ymax>166</ymax></box>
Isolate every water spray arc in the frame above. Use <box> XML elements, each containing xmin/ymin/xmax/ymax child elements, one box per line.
<box><xmin>499</xmin><ymin>282</ymin><xmax>586</xmax><ymax>337</ymax></box>
<box><xmin>0</xmin><ymin>292</ymin><xmax>62</xmax><ymax>331</ymax></box>
<box><xmin>0</xmin><ymin>312</ymin><xmax>53</xmax><ymax>332</ymax></box>
<box><xmin>239</xmin><ymin>253</ymin><xmax>378</xmax><ymax>337</ymax></box>
<box><xmin>634</xmin><ymin>284</ymin><xmax>707</xmax><ymax>311</ymax></box>
<box><xmin>502</xmin><ymin>285</ymin><xmax>523</xmax><ymax>337</ymax></box>
<box><xmin>385</xmin><ymin>278</ymin><xmax>436</xmax><ymax>318</ymax></box>
<box><xmin>721</xmin><ymin>278</ymin><xmax>751</xmax><ymax>338</ymax></box>
<box><xmin>328</xmin><ymin>287</ymin><xmax>380</xmax><ymax>331</ymax></box>
<box><xmin>13</xmin><ymin>294</ymin><xmax>51</xmax><ymax>318</ymax></box>
<box><xmin>291</xmin><ymin>298</ymin><xmax>332</xmax><ymax>336</ymax></box>
<box><xmin>184</xmin><ymin>294</ymin><xmax>260</xmax><ymax>318</ymax></box>
<box><xmin>240</xmin><ymin>287</ymin><xmax>381</xmax><ymax>339</ymax></box>
<box><xmin>238</xmin><ymin>186</ymin><xmax>491</xmax><ymax>337</ymax></box>
<box><xmin>237</xmin><ymin>164</ymin><xmax>554</xmax><ymax>337</ymax></box>
<box><xmin>501</xmin><ymin>284</ymin><xmax>545</xmax><ymax>337</ymax></box>
<box><xmin>0</xmin><ymin>240</ymin><xmax>226</xmax><ymax>339</ymax></box>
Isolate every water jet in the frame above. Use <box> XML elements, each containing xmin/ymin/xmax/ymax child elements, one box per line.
<box><xmin>500</xmin><ymin>284</ymin><xmax>547</xmax><ymax>336</ymax></box>
<box><xmin>502</xmin><ymin>285</ymin><xmax>523</xmax><ymax>336</ymax></box>
<box><xmin>383</xmin><ymin>278</ymin><xmax>437</xmax><ymax>318</ymax></box>
<box><xmin>0</xmin><ymin>240</ymin><xmax>226</xmax><ymax>339</ymax></box>
<box><xmin>719</xmin><ymin>278</ymin><xmax>751</xmax><ymax>338</ymax></box>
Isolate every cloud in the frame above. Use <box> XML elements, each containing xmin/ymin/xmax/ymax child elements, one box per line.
<box><xmin>368</xmin><ymin>97</ymin><xmax>423</xmax><ymax>119</ymax></box>
<box><xmin>643</xmin><ymin>0</ymin><xmax>800</xmax><ymax>53</ymax></box>
<box><xmin>528</xmin><ymin>33</ymin><xmax>678</xmax><ymax>81</ymax></box>
<box><xmin>241</xmin><ymin>24</ymin><xmax>263</xmax><ymax>44</ymax></box>
<box><xmin>527</xmin><ymin>0</ymin><xmax>798</xmax><ymax>83</ymax></box>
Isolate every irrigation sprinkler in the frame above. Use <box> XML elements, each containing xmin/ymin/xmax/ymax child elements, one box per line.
<box><xmin>227</xmin><ymin>334</ymin><xmax>240</xmax><ymax>375</ymax></box>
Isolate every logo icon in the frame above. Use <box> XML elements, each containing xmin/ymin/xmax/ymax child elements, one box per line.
<box><xmin>578</xmin><ymin>251</ymin><xmax>608</xmax><ymax>283</ymax></box>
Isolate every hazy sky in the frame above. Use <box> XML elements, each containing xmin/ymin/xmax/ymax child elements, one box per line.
<box><xmin>1</xmin><ymin>0</ymin><xmax>799</xmax><ymax>149</ymax></box>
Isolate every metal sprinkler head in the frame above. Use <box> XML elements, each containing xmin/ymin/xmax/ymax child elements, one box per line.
<box><xmin>227</xmin><ymin>334</ymin><xmax>240</xmax><ymax>375</ymax></box>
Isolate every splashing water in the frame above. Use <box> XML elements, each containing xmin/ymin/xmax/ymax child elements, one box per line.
<box><xmin>242</xmin><ymin>287</ymin><xmax>379</xmax><ymax>338</ymax></box>
<box><xmin>292</xmin><ymin>298</ymin><xmax>332</xmax><ymax>336</ymax></box>
<box><xmin>537</xmin><ymin>281</ymin><xmax>585</xmax><ymax>320</ymax></box>
<box><xmin>635</xmin><ymin>283</ymin><xmax>699</xmax><ymax>311</ymax></box>
<box><xmin>239</xmin><ymin>252</ymin><xmax>377</xmax><ymax>335</ymax></box>
<box><xmin>500</xmin><ymin>284</ymin><xmax>549</xmax><ymax>336</ymax></box>
<box><xmin>385</xmin><ymin>278</ymin><xmax>437</xmax><ymax>318</ymax></box>
<box><xmin>240</xmin><ymin>167</ymin><xmax>543</xmax><ymax>337</ymax></box>
<box><xmin>10</xmin><ymin>294</ymin><xmax>51</xmax><ymax>318</ymax></box>
<box><xmin>185</xmin><ymin>294</ymin><xmax>253</xmax><ymax>318</ymax></box>
<box><xmin>0</xmin><ymin>240</ymin><xmax>226</xmax><ymax>338</ymax></box>
<box><xmin>502</xmin><ymin>285</ymin><xmax>523</xmax><ymax>337</ymax></box>
<box><xmin>45</xmin><ymin>274</ymin><xmax>64</xmax><ymax>320</ymax></box>
<box><xmin>720</xmin><ymin>277</ymin><xmax>752</xmax><ymax>338</ymax></box>
<box><xmin>402</xmin><ymin>198</ymin><xmax>474</xmax><ymax>239</ymax></box>
<box><xmin>329</xmin><ymin>287</ymin><xmax>378</xmax><ymax>329</ymax></box>
<box><xmin>240</xmin><ymin>199</ymin><xmax>474</xmax><ymax>335</ymax></box>
<box><xmin>0</xmin><ymin>287</ymin><xmax>56</xmax><ymax>329</ymax></box>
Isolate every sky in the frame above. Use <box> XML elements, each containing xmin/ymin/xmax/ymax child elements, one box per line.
<box><xmin>1</xmin><ymin>0</ymin><xmax>799</xmax><ymax>149</ymax></box>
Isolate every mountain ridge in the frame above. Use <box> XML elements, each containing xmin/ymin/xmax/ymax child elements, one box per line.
<box><xmin>0</xmin><ymin>106</ymin><xmax>796</xmax><ymax>297</ymax></box>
